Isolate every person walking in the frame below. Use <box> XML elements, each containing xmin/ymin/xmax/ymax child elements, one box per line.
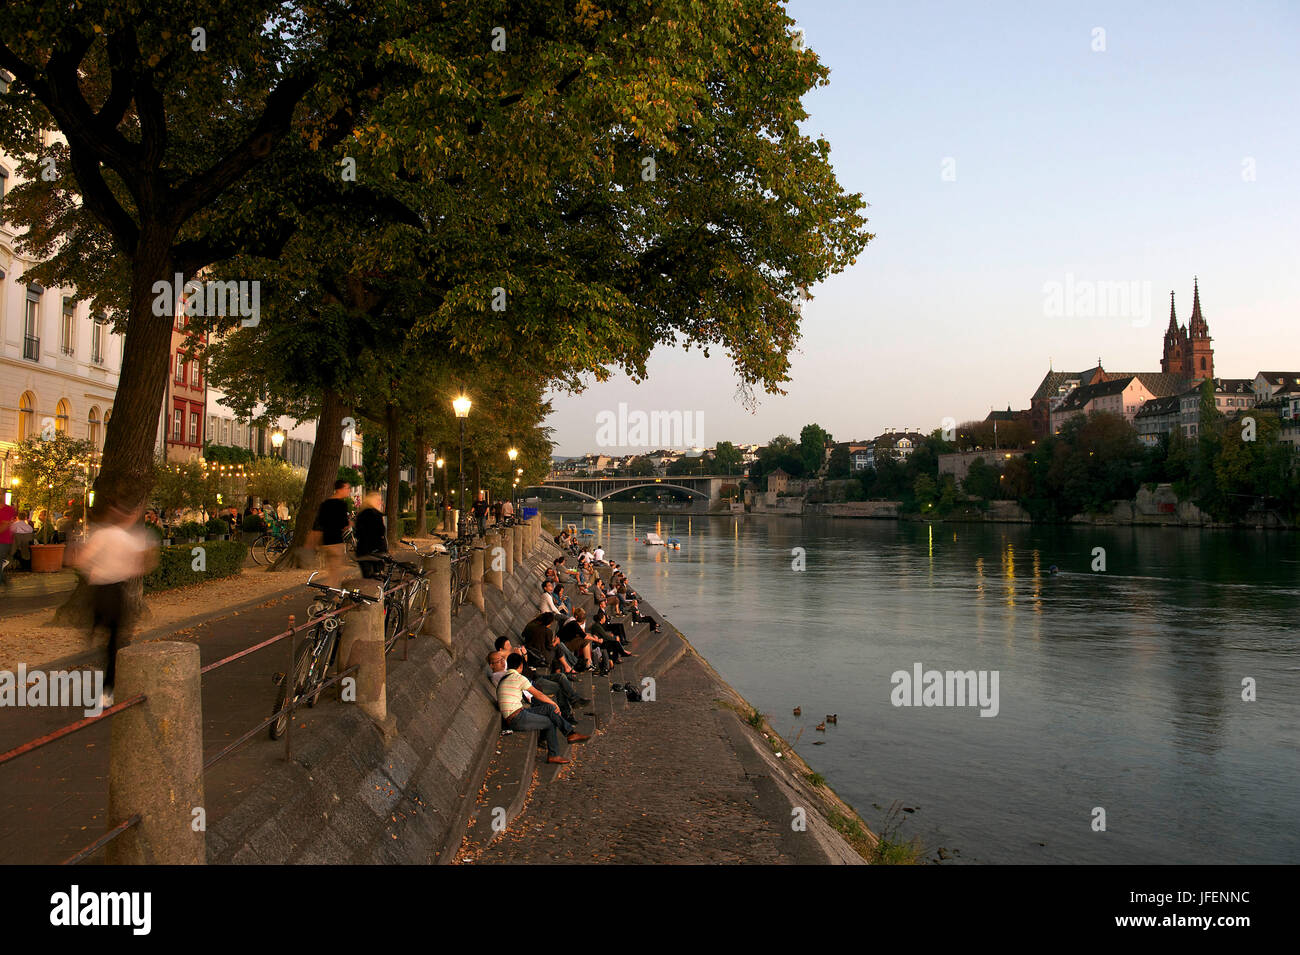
<box><xmin>73</xmin><ymin>501</ymin><xmax>158</xmax><ymax>707</ymax></box>
<box><xmin>0</xmin><ymin>499</ymin><xmax>17</xmax><ymax>586</ymax></box>
<box><xmin>353</xmin><ymin>491</ymin><xmax>388</xmax><ymax>579</ymax></box>
<box><xmin>311</xmin><ymin>480</ymin><xmax>352</xmax><ymax>587</ymax></box>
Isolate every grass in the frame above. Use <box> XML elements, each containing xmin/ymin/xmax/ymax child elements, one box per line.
<box><xmin>866</xmin><ymin>801</ymin><xmax>925</xmax><ymax>865</ymax></box>
<box><xmin>805</xmin><ymin>771</ymin><xmax>826</xmax><ymax>788</ymax></box>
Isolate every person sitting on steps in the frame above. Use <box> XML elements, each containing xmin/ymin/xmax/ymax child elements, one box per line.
<box><xmin>496</xmin><ymin>653</ymin><xmax>589</xmax><ymax>765</ymax></box>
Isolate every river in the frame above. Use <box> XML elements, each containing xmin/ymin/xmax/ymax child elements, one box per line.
<box><xmin>543</xmin><ymin>509</ymin><xmax>1300</xmax><ymax>864</ymax></box>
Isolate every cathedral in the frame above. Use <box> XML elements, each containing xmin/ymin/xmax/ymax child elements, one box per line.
<box><xmin>1161</xmin><ymin>277</ymin><xmax>1214</xmax><ymax>381</ymax></box>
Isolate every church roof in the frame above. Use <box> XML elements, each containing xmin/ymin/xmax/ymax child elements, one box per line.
<box><xmin>1134</xmin><ymin>395</ymin><xmax>1182</xmax><ymax>419</ymax></box>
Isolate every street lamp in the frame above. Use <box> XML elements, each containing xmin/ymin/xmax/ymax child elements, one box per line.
<box><xmin>507</xmin><ymin>448</ymin><xmax>518</xmax><ymax>509</ymax></box>
<box><xmin>271</xmin><ymin>429</ymin><xmax>285</xmax><ymax>459</ymax></box>
<box><xmin>453</xmin><ymin>395</ymin><xmax>471</xmax><ymax>535</ymax></box>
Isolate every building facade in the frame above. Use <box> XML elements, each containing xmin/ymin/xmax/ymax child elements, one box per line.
<box><xmin>1</xmin><ymin>141</ymin><xmax>123</xmax><ymax>490</ymax></box>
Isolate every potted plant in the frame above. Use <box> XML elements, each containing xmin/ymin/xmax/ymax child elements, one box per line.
<box><xmin>15</xmin><ymin>433</ymin><xmax>93</xmax><ymax>573</ymax></box>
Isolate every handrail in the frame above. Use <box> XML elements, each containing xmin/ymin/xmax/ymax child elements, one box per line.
<box><xmin>0</xmin><ymin>693</ymin><xmax>146</xmax><ymax>767</ymax></box>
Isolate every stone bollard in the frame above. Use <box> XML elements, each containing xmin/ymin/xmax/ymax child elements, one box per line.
<box><xmin>423</xmin><ymin>552</ymin><xmax>452</xmax><ymax>648</ymax></box>
<box><xmin>337</xmin><ymin>577</ymin><xmax>391</xmax><ymax>734</ymax></box>
<box><xmin>485</xmin><ymin>528</ymin><xmax>505</xmax><ymax>592</ymax></box>
<box><xmin>108</xmin><ymin>641</ymin><xmax>205</xmax><ymax>865</ymax></box>
<box><xmin>469</xmin><ymin>545</ymin><xmax>485</xmax><ymax>614</ymax></box>
<box><xmin>503</xmin><ymin>523</ymin><xmax>514</xmax><ymax>577</ymax></box>
<box><xmin>513</xmin><ymin>523</ymin><xmax>523</xmax><ymax>567</ymax></box>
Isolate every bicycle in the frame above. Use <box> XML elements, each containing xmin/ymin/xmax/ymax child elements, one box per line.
<box><xmin>251</xmin><ymin>516</ymin><xmax>293</xmax><ymax>566</ymax></box>
<box><xmin>269</xmin><ymin>573</ymin><xmax>377</xmax><ymax>740</ymax></box>
<box><xmin>363</xmin><ymin>551</ymin><xmax>431</xmax><ymax>653</ymax></box>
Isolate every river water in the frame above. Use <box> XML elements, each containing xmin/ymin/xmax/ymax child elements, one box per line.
<box><xmin>544</xmin><ymin>509</ymin><xmax>1300</xmax><ymax>864</ymax></box>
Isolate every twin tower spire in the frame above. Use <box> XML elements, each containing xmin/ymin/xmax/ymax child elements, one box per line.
<box><xmin>1162</xmin><ymin>277</ymin><xmax>1214</xmax><ymax>380</ymax></box>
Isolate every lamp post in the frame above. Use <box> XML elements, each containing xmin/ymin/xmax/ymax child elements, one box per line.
<box><xmin>507</xmin><ymin>447</ymin><xmax>518</xmax><ymax>511</ymax></box>
<box><xmin>271</xmin><ymin>428</ymin><xmax>285</xmax><ymax>460</ymax></box>
<box><xmin>453</xmin><ymin>395</ymin><xmax>471</xmax><ymax>536</ymax></box>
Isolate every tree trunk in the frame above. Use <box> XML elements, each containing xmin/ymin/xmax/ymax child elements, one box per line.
<box><xmin>414</xmin><ymin>426</ymin><xmax>428</xmax><ymax>537</ymax></box>
<box><xmin>272</xmin><ymin>388</ymin><xmax>347</xmax><ymax>570</ymax></box>
<box><xmin>385</xmin><ymin>401</ymin><xmax>402</xmax><ymax>548</ymax></box>
<box><xmin>55</xmin><ymin>246</ymin><xmax>176</xmax><ymax>626</ymax></box>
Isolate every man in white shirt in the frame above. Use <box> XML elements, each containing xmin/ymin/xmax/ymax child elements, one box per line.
<box><xmin>539</xmin><ymin>579</ymin><xmax>562</xmax><ymax>615</ymax></box>
<box><xmin>592</xmin><ymin>545</ymin><xmax>605</xmax><ymax>564</ymax></box>
<box><xmin>496</xmin><ymin>653</ymin><xmax>588</xmax><ymax>764</ymax></box>
<box><xmin>73</xmin><ymin>503</ymin><xmax>158</xmax><ymax>706</ymax></box>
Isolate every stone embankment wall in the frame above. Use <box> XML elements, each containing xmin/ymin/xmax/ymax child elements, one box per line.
<box><xmin>208</xmin><ymin>541</ymin><xmax>555</xmax><ymax>864</ymax></box>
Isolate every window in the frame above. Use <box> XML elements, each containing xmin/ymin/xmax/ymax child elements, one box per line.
<box><xmin>175</xmin><ymin>353</ymin><xmax>185</xmax><ymax>382</ymax></box>
<box><xmin>221</xmin><ymin>419</ymin><xmax>230</xmax><ymax>444</ymax></box>
<box><xmin>173</xmin><ymin>406</ymin><xmax>184</xmax><ymax>442</ymax></box>
<box><xmin>55</xmin><ymin>398</ymin><xmax>70</xmax><ymax>434</ymax></box>
<box><xmin>91</xmin><ymin>315</ymin><xmax>106</xmax><ymax>364</ymax></box>
<box><xmin>189</xmin><ymin>411</ymin><xmax>199</xmax><ymax>445</ymax></box>
<box><xmin>88</xmin><ymin>407</ymin><xmax>101</xmax><ymax>449</ymax></box>
<box><xmin>0</xmin><ymin>166</ymin><xmax>9</xmax><ymax>224</ymax></box>
<box><xmin>23</xmin><ymin>287</ymin><xmax>41</xmax><ymax>361</ymax></box>
<box><xmin>61</xmin><ymin>299</ymin><xmax>75</xmax><ymax>355</ymax></box>
<box><xmin>17</xmin><ymin>392</ymin><xmax>35</xmax><ymax>441</ymax></box>
<box><xmin>191</xmin><ymin>361</ymin><xmax>201</xmax><ymax>388</ymax></box>
<box><xmin>1201</xmin><ymin>357</ymin><xmax>1207</xmax><ymax>371</ymax></box>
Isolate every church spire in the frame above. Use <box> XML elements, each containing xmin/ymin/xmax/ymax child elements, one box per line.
<box><xmin>1189</xmin><ymin>276</ymin><xmax>1208</xmax><ymax>338</ymax></box>
<box><xmin>1166</xmin><ymin>290</ymin><xmax>1177</xmax><ymax>332</ymax></box>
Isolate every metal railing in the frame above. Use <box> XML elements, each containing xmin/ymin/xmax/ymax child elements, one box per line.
<box><xmin>22</xmin><ymin>335</ymin><xmax>39</xmax><ymax>361</ymax></box>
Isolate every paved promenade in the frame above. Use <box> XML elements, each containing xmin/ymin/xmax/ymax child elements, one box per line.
<box><xmin>463</xmin><ymin>634</ymin><xmax>865</xmax><ymax>865</ymax></box>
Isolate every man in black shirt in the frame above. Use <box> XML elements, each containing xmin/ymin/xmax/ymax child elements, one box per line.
<box><xmin>313</xmin><ymin>479</ymin><xmax>352</xmax><ymax>586</ymax></box>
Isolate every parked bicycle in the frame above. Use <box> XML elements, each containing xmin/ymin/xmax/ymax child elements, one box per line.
<box><xmin>270</xmin><ymin>573</ymin><xmax>377</xmax><ymax>740</ymax></box>
<box><xmin>251</xmin><ymin>515</ymin><xmax>294</xmax><ymax>566</ymax></box>
<box><xmin>363</xmin><ymin>550</ymin><xmax>432</xmax><ymax>653</ymax></box>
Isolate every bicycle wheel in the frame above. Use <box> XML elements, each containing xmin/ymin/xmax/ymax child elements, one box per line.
<box><xmin>270</xmin><ymin>637</ymin><xmax>315</xmax><ymax>740</ymax></box>
<box><xmin>406</xmin><ymin>579</ymin><xmax>429</xmax><ymax>636</ymax></box>
<box><xmin>383</xmin><ymin>597</ymin><xmax>405</xmax><ymax>652</ymax></box>
<box><xmin>251</xmin><ymin>535</ymin><xmax>272</xmax><ymax>565</ymax></box>
<box><xmin>266</xmin><ymin>535</ymin><xmax>288</xmax><ymax>564</ymax></box>
<box><xmin>306</xmin><ymin>625</ymin><xmax>338</xmax><ymax>708</ymax></box>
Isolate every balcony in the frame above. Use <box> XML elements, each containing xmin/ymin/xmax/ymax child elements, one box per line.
<box><xmin>22</xmin><ymin>336</ymin><xmax>40</xmax><ymax>361</ymax></box>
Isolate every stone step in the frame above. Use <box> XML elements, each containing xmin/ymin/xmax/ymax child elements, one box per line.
<box><xmin>465</xmin><ymin>727</ymin><xmax>537</xmax><ymax>848</ymax></box>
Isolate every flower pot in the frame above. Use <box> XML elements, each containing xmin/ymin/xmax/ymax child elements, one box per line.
<box><xmin>30</xmin><ymin>543</ymin><xmax>67</xmax><ymax>573</ymax></box>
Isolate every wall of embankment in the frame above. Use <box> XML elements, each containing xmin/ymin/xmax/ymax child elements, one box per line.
<box><xmin>207</xmin><ymin>539</ymin><xmax>556</xmax><ymax>864</ymax></box>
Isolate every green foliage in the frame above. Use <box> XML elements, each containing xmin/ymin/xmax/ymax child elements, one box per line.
<box><xmin>799</xmin><ymin>424</ymin><xmax>832</xmax><ymax>476</ymax></box>
<box><xmin>173</xmin><ymin>520</ymin><xmax>209</xmax><ymax>541</ymax></box>
<box><xmin>826</xmin><ymin>443</ymin><xmax>851</xmax><ymax>479</ymax></box>
<box><xmin>244</xmin><ymin>458</ymin><xmax>304</xmax><ymax>511</ymax></box>
<box><xmin>144</xmin><ymin>541</ymin><xmax>248</xmax><ymax>594</ymax></box>
<box><xmin>14</xmin><ymin>433</ymin><xmax>95</xmax><ymax>520</ymax></box>
<box><xmin>962</xmin><ymin>457</ymin><xmax>1001</xmax><ymax>500</ymax></box>
<box><xmin>337</xmin><ymin>465</ymin><xmax>363</xmax><ymax>487</ymax></box>
<box><xmin>713</xmin><ymin>441</ymin><xmax>743</xmax><ymax>476</ymax></box>
<box><xmin>202</xmin><ymin>444</ymin><xmax>256</xmax><ymax>465</ymax></box>
<box><xmin>240</xmin><ymin>514</ymin><xmax>265</xmax><ymax>533</ymax></box>
<box><xmin>623</xmin><ymin>456</ymin><xmax>655</xmax><ymax>477</ymax></box>
<box><xmin>205</xmin><ymin>517</ymin><xmax>230</xmax><ymax>538</ymax></box>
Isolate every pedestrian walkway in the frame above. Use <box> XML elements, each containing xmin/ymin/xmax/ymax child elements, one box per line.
<box><xmin>0</xmin><ymin>569</ymin><xmax>78</xmax><ymax>619</ymax></box>
<box><xmin>461</xmin><ymin>633</ymin><xmax>865</xmax><ymax>865</ymax></box>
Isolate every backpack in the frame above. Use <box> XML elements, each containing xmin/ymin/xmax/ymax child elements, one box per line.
<box><xmin>625</xmin><ymin>683</ymin><xmax>642</xmax><ymax>703</ymax></box>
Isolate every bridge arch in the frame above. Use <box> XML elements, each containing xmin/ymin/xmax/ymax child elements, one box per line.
<box><xmin>520</xmin><ymin>485</ymin><xmax>598</xmax><ymax>502</ymax></box>
<box><xmin>524</xmin><ymin>481</ymin><xmax>712</xmax><ymax>502</ymax></box>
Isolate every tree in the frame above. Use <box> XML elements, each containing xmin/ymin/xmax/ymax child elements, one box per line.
<box><xmin>962</xmin><ymin>457</ymin><xmax>1000</xmax><ymax>500</ymax></box>
<box><xmin>913</xmin><ymin>474</ymin><xmax>937</xmax><ymax>511</ymax></box>
<box><xmin>15</xmin><ymin>433</ymin><xmax>94</xmax><ymax>540</ymax></box>
<box><xmin>245</xmin><ymin>458</ymin><xmax>305</xmax><ymax>514</ymax></box>
<box><xmin>623</xmin><ymin>456</ymin><xmax>655</xmax><ymax>477</ymax></box>
<box><xmin>800</xmin><ymin>424</ymin><xmax>832</xmax><ymax>476</ymax></box>
<box><xmin>826</xmin><ymin>443</ymin><xmax>850</xmax><ymax>479</ymax></box>
<box><xmin>713</xmin><ymin>441</ymin><xmax>743</xmax><ymax>476</ymax></box>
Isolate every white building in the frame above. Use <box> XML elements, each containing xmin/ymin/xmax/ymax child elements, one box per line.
<box><xmin>1</xmin><ymin>136</ymin><xmax>124</xmax><ymax>491</ymax></box>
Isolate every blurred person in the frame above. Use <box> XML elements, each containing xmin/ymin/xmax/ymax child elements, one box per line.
<box><xmin>310</xmin><ymin>480</ymin><xmax>352</xmax><ymax>587</ymax></box>
<box><xmin>73</xmin><ymin>501</ymin><xmax>159</xmax><ymax>707</ymax></box>
<box><xmin>0</xmin><ymin>498</ymin><xmax>16</xmax><ymax>585</ymax></box>
<box><xmin>276</xmin><ymin>500</ymin><xmax>290</xmax><ymax>521</ymax></box>
<box><xmin>353</xmin><ymin>491</ymin><xmax>388</xmax><ymax>579</ymax></box>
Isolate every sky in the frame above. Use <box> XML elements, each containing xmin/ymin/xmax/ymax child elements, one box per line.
<box><xmin>546</xmin><ymin>0</ymin><xmax>1300</xmax><ymax>457</ymax></box>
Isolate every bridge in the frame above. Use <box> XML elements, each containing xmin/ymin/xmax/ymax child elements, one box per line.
<box><xmin>524</xmin><ymin>474</ymin><xmax>734</xmax><ymax>505</ymax></box>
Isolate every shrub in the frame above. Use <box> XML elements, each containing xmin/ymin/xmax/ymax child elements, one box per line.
<box><xmin>174</xmin><ymin>520</ymin><xmax>209</xmax><ymax>541</ymax></box>
<box><xmin>206</xmin><ymin>516</ymin><xmax>230</xmax><ymax>538</ymax></box>
<box><xmin>240</xmin><ymin>513</ymin><xmax>266</xmax><ymax>533</ymax></box>
<box><xmin>144</xmin><ymin>540</ymin><xmax>247</xmax><ymax>593</ymax></box>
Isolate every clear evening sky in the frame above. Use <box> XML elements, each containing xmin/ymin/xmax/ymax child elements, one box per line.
<box><xmin>546</xmin><ymin>0</ymin><xmax>1300</xmax><ymax>457</ymax></box>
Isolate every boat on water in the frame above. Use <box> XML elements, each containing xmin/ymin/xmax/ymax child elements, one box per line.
<box><xmin>579</xmin><ymin>528</ymin><xmax>596</xmax><ymax>536</ymax></box>
<box><xmin>643</xmin><ymin>532</ymin><xmax>666</xmax><ymax>546</ymax></box>
<box><xmin>667</xmin><ymin>537</ymin><xmax>681</xmax><ymax>550</ymax></box>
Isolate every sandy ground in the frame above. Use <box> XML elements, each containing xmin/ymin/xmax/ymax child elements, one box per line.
<box><xmin>0</xmin><ymin>567</ymin><xmax>307</xmax><ymax>672</ymax></box>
